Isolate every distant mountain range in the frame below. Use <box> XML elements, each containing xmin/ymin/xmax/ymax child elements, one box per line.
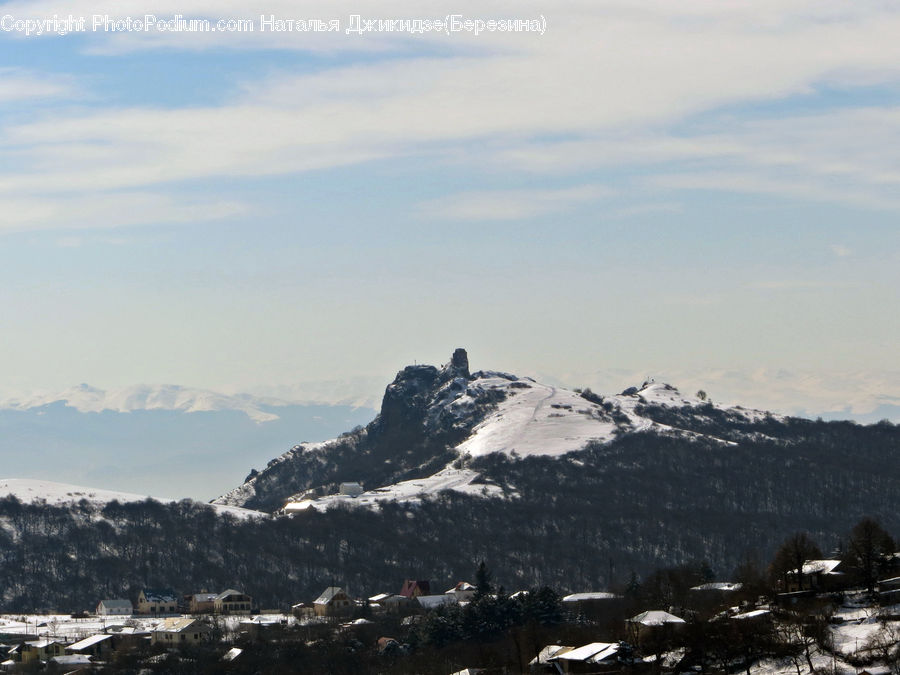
<box><xmin>0</xmin><ymin>386</ymin><xmax>375</xmax><ymax>501</ymax></box>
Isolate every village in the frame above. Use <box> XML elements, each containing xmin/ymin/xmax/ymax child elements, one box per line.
<box><xmin>0</xmin><ymin>552</ymin><xmax>898</xmax><ymax>675</ymax></box>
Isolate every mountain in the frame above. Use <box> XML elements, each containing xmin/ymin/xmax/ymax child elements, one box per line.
<box><xmin>0</xmin><ymin>478</ymin><xmax>261</xmax><ymax>520</ymax></box>
<box><xmin>0</xmin><ymin>349</ymin><xmax>898</xmax><ymax>612</ymax></box>
<box><xmin>0</xmin><ymin>383</ymin><xmax>292</xmax><ymax>423</ymax></box>
<box><xmin>0</xmin><ymin>391</ymin><xmax>376</xmax><ymax>501</ymax></box>
<box><xmin>213</xmin><ymin>348</ymin><xmax>780</xmax><ymax>512</ymax></box>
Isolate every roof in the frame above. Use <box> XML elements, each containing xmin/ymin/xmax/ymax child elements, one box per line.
<box><xmin>141</xmin><ymin>589</ymin><xmax>178</xmax><ymax>603</ymax></box>
<box><xmin>445</xmin><ymin>582</ymin><xmax>476</xmax><ymax>594</ymax></box>
<box><xmin>690</xmin><ymin>582</ymin><xmax>743</xmax><ymax>592</ymax></box>
<box><xmin>368</xmin><ymin>593</ymin><xmax>392</xmax><ymax>603</ymax></box>
<box><xmin>628</xmin><ymin>610</ymin><xmax>686</xmax><ymax>626</ymax></box>
<box><xmin>216</xmin><ymin>588</ymin><xmax>246</xmax><ymax>601</ymax></box>
<box><xmin>153</xmin><ymin>618</ymin><xmax>207</xmax><ymax>633</ymax></box>
<box><xmin>68</xmin><ymin>634</ymin><xmax>114</xmax><ymax>651</ymax></box>
<box><xmin>98</xmin><ymin>598</ymin><xmax>133</xmax><ymax>609</ymax></box>
<box><xmin>223</xmin><ymin>647</ymin><xmax>243</xmax><ymax>662</ymax></box>
<box><xmin>555</xmin><ymin>642</ymin><xmax>621</xmax><ymax>663</ymax></box>
<box><xmin>191</xmin><ymin>593</ymin><xmax>218</xmax><ymax>602</ymax></box>
<box><xmin>314</xmin><ymin>587</ymin><xmax>346</xmax><ymax>605</ymax></box>
<box><xmin>794</xmin><ymin>559</ymin><xmax>842</xmax><ymax>575</ymax></box>
<box><xmin>562</xmin><ymin>592</ymin><xmax>620</xmax><ymax>602</ymax></box>
<box><xmin>529</xmin><ymin>645</ymin><xmax>573</xmax><ymax>665</ymax></box>
<box><xmin>49</xmin><ymin>654</ymin><xmax>92</xmax><ymax>665</ymax></box>
<box><xmin>731</xmin><ymin>609</ymin><xmax>771</xmax><ymax>620</ymax></box>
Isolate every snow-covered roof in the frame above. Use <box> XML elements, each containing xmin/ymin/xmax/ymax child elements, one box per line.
<box><xmin>562</xmin><ymin>592</ymin><xmax>620</xmax><ymax>602</ymax></box>
<box><xmin>223</xmin><ymin>647</ymin><xmax>243</xmax><ymax>662</ymax></box>
<box><xmin>68</xmin><ymin>634</ymin><xmax>113</xmax><ymax>651</ymax></box>
<box><xmin>794</xmin><ymin>559</ymin><xmax>842</xmax><ymax>575</ymax></box>
<box><xmin>153</xmin><ymin>618</ymin><xmax>205</xmax><ymax>633</ymax></box>
<box><xmin>49</xmin><ymin>654</ymin><xmax>92</xmax><ymax>665</ymax></box>
<box><xmin>555</xmin><ymin>642</ymin><xmax>621</xmax><ymax>663</ymax></box>
<box><xmin>446</xmin><ymin>582</ymin><xmax>476</xmax><ymax>594</ymax></box>
<box><xmin>731</xmin><ymin>609</ymin><xmax>771</xmax><ymax>620</ymax></box>
<box><xmin>314</xmin><ymin>587</ymin><xmax>346</xmax><ymax>605</ymax></box>
<box><xmin>690</xmin><ymin>582</ymin><xmax>743</xmax><ymax>592</ymax></box>
<box><xmin>141</xmin><ymin>589</ymin><xmax>178</xmax><ymax>603</ymax></box>
<box><xmin>368</xmin><ymin>593</ymin><xmax>392</xmax><ymax>603</ymax></box>
<box><xmin>529</xmin><ymin>645</ymin><xmax>573</xmax><ymax>665</ymax></box>
<box><xmin>628</xmin><ymin>610</ymin><xmax>686</xmax><ymax>626</ymax></box>
<box><xmin>216</xmin><ymin>589</ymin><xmax>246</xmax><ymax>601</ymax></box>
<box><xmin>98</xmin><ymin>598</ymin><xmax>133</xmax><ymax>609</ymax></box>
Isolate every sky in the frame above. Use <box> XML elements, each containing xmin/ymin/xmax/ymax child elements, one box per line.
<box><xmin>1</xmin><ymin>0</ymin><xmax>899</xmax><ymax>421</ymax></box>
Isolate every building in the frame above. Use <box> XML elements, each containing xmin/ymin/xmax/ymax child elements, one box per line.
<box><xmin>399</xmin><ymin>580</ymin><xmax>430</xmax><ymax>599</ymax></box>
<box><xmin>339</xmin><ymin>482</ymin><xmax>364</xmax><ymax>497</ymax></box>
<box><xmin>187</xmin><ymin>592</ymin><xmax>218</xmax><ymax>614</ymax></box>
<box><xmin>786</xmin><ymin>559</ymin><xmax>845</xmax><ymax>592</ymax></box>
<box><xmin>445</xmin><ymin>582</ymin><xmax>477</xmax><ymax>602</ymax></box>
<box><xmin>96</xmin><ymin>598</ymin><xmax>133</xmax><ymax>616</ymax></box>
<box><xmin>66</xmin><ymin>634</ymin><xmax>115</xmax><ymax>660</ymax></box>
<box><xmin>214</xmin><ymin>589</ymin><xmax>253</xmax><ymax>615</ymax></box>
<box><xmin>150</xmin><ymin>618</ymin><xmax>212</xmax><ymax>646</ymax></box>
<box><xmin>314</xmin><ymin>587</ymin><xmax>353</xmax><ymax>617</ymax></box>
<box><xmin>136</xmin><ymin>589</ymin><xmax>179</xmax><ymax>615</ymax></box>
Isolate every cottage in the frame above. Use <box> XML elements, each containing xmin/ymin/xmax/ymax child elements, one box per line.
<box><xmin>96</xmin><ymin>598</ymin><xmax>133</xmax><ymax>616</ymax></box>
<box><xmin>339</xmin><ymin>482</ymin><xmax>364</xmax><ymax>497</ymax></box>
<box><xmin>136</xmin><ymin>589</ymin><xmax>179</xmax><ymax>615</ymax></box>
<box><xmin>399</xmin><ymin>580</ymin><xmax>430</xmax><ymax>598</ymax></box>
<box><xmin>786</xmin><ymin>559</ymin><xmax>845</xmax><ymax>592</ymax></box>
<box><xmin>445</xmin><ymin>582</ymin><xmax>477</xmax><ymax>603</ymax></box>
<box><xmin>626</xmin><ymin>610</ymin><xmax>686</xmax><ymax>642</ymax></box>
<box><xmin>66</xmin><ymin>634</ymin><xmax>115</xmax><ymax>660</ymax></box>
<box><xmin>314</xmin><ymin>586</ymin><xmax>353</xmax><ymax>617</ymax></box>
<box><xmin>187</xmin><ymin>592</ymin><xmax>218</xmax><ymax>614</ymax></box>
<box><xmin>150</xmin><ymin>618</ymin><xmax>212</xmax><ymax>646</ymax></box>
<box><xmin>14</xmin><ymin>640</ymin><xmax>68</xmax><ymax>665</ymax></box>
<box><xmin>214</xmin><ymin>589</ymin><xmax>252</xmax><ymax>615</ymax></box>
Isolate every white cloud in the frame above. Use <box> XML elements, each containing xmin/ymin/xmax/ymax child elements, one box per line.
<box><xmin>0</xmin><ymin>192</ymin><xmax>246</xmax><ymax>232</ymax></box>
<box><xmin>830</xmin><ymin>244</ymin><xmax>852</xmax><ymax>257</ymax></box>
<box><xmin>0</xmin><ymin>67</ymin><xmax>77</xmax><ymax>102</ymax></box>
<box><xmin>419</xmin><ymin>184</ymin><xmax>613</xmax><ymax>221</ymax></box>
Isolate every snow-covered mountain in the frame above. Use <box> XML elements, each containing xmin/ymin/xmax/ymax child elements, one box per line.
<box><xmin>0</xmin><ymin>478</ymin><xmax>262</xmax><ymax>520</ymax></box>
<box><xmin>0</xmin><ymin>383</ymin><xmax>287</xmax><ymax>423</ymax></box>
<box><xmin>214</xmin><ymin>349</ymin><xmax>779</xmax><ymax>512</ymax></box>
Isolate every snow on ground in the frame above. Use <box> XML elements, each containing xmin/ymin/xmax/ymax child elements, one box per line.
<box><xmin>284</xmin><ymin>466</ymin><xmax>502</xmax><ymax>513</ymax></box>
<box><xmin>0</xmin><ymin>479</ymin><xmax>263</xmax><ymax>520</ymax></box>
<box><xmin>456</xmin><ymin>377</ymin><xmax>620</xmax><ymax>458</ymax></box>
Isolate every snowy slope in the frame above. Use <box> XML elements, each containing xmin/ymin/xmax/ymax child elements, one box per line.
<box><xmin>268</xmin><ymin>375</ymin><xmax>771</xmax><ymax>513</ymax></box>
<box><xmin>0</xmin><ymin>478</ymin><xmax>263</xmax><ymax>520</ymax></box>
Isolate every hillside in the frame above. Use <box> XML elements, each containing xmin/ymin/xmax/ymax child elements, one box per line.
<box><xmin>213</xmin><ymin>349</ymin><xmax>783</xmax><ymax>513</ymax></box>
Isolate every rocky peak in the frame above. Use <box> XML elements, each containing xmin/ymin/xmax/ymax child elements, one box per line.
<box><xmin>439</xmin><ymin>348</ymin><xmax>470</xmax><ymax>383</ymax></box>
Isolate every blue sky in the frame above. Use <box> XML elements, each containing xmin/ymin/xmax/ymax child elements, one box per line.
<box><xmin>1</xmin><ymin>0</ymin><xmax>899</xmax><ymax>419</ymax></box>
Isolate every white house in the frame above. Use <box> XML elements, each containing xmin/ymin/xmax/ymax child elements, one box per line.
<box><xmin>96</xmin><ymin>598</ymin><xmax>133</xmax><ymax>616</ymax></box>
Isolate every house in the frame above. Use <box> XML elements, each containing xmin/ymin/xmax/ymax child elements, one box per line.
<box><xmin>314</xmin><ymin>587</ymin><xmax>353</xmax><ymax>617</ymax></box>
<box><xmin>561</xmin><ymin>592</ymin><xmax>622</xmax><ymax>619</ymax></box>
<box><xmin>339</xmin><ymin>482</ymin><xmax>364</xmax><ymax>497</ymax></box>
<box><xmin>136</xmin><ymin>589</ymin><xmax>179</xmax><ymax>615</ymax></box>
<box><xmin>445</xmin><ymin>582</ymin><xmax>477</xmax><ymax>602</ymax></box>
<box><xmin>150</xmin><ymin>618</ymin><xmax>212</xmax><ymax>646</ymax></box>
<box><xmin>400</xmin><ymin>579</ymin><xmax>430</xmax><ymax>598</ymax></box>
<box><xmin>96</xmin><ymin>598</ymin><xmax>133</xmax><ymax>616</ymax></box>
<box><xmin>786</xmin><ymin>559</ymin><xmax>845</xmax><ymax>592</ymax></box>
<box><xmin>626</xmin><ymin>610</ymin><xmax>686</xmax><ymax>641</ymax></box>
<box><xmin>66</xmin><ymin>634</ymin><xmax>115</xmax><ymax>660</ymax></box>
<box><xmin>214</xmin><ymin>589</ymin><xmax>252</xmax><ymax>615</ymax></box>
<box><xmin>47</xmin><ymin>654</ymin><xmax>92</xmax><ymax>672</ymax></box>
<box><xmin>187</xmin><ymin>592</ymin><xmax>218</xmax><ymax>614</ymax></box>
<box><xmin>13</xmin><ymin>640</ymin><xmax>68</xmax><ymax>664</ymax></box>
